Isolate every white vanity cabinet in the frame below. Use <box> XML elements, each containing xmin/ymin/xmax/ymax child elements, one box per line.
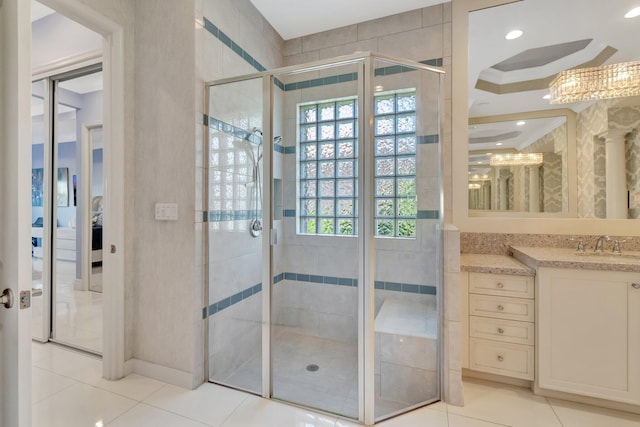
<box><xmin>537</xmin><ymin>267</ymin><xmax>640</xmax><ymax>405</ymax></box>
<box><xmin>466</xmin><ymin>272</ymin><xmax>535</xmax><ymax>380</ymax></box>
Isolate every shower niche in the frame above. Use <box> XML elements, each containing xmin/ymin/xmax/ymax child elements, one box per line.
<box><xmin>205</xmin><ymin>52</ymin><xmax>444</xmax><ymax>424</ymax></box>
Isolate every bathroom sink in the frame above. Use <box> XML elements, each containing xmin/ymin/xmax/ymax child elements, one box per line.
<box><xmin>575</xmin><ymin>252</ymin><xmax>640</xmax><ymax>261</ymax></box>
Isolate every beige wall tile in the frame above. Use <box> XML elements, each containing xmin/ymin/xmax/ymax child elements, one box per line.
<box><xmin>357</xmin><ymin>10</ymin><xmax>422</xmax><ymax>41</ymax></box>
<box><xmin>302</xmin><ymin>24</ymin><xmax>358</xmax><ymax>52</ymax></box>
<box><xmin>378</xmin><ymin>25</ymin><xmax>444</xmax><ymax>62</ymax></box>
<box><xmin>422</xmin><ymin>3</ymin><xmax>444</xmax><ymax>27</ymax></box>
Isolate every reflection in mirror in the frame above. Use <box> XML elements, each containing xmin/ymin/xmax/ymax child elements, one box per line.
<box><xmin>468</xmin><ymin>116</ymin><xmax>567</xmax><ymax>213</ymax></box>
<box><xmin>468</xmin><ymin>0</ymin><xmax>640</xmax><ymax>218</ymax></box>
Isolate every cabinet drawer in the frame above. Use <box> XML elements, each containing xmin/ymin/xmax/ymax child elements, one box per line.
<box><xmin>469</xmin><ymin>294</ymin><xmax>535</xmax><ymax>322</ymax></box>
<box><xmin>57</xmin><ymin>238</ymin><xmax>76</xmax><ymax>250</ymax></box>
<box><xmin>469</xmin><ymin>272</ymin><xmax>534</xmax><ymax>298</ymax></box>
<box><xmin>469</xmin><ymin>316</ymin><xmax>534</xmax><ymax>345</ymax></box>
<box><xmin>470</xmin><ymin>338</ymin><xmax>534</xmax><ymax>380</ymax></box>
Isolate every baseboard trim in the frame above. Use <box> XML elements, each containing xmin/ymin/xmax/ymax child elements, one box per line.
<box><xmin>463</xmin><ymin>368</ymin><xmax>532</xmax><ymax>388</ymax></box>
<box><xmin>128</xmin><ymin>358</ymin><xmax>194</xmax><ymax>389</ymax></box>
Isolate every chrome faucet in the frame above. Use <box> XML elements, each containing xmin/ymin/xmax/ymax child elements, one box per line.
<box><xmin>594</xmin><ymin>235</ymin><xmax>611</xmax><ymax>253</ymax></box>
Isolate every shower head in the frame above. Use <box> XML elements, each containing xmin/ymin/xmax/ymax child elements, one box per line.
<box><xmin>274</xmin><ymin>136</ymin><xmax>282</xmax><ymax>144</ymax></box>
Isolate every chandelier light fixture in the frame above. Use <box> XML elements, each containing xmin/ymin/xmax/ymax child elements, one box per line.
<box><xmin>468</xmin><ymin>173</ymin><xmax>490</xmax><ymax>181</ymax></box>
<box><xmin>490</xmin><ymin>153</ymin><xmax>543</xmax><ymax>167</ymax></box>
<box><xmin>468</xmin><ymin>183</ymin><xmax>482</xmax><ymax>190</ymax></box>
<box><xmin>549</xmin><ymin>61</ymin><xmax>640</xmax><ymax>104</ymax></box>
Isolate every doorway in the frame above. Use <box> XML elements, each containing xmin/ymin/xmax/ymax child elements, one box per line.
<box><xmin>31</xmin><ymin>65</ymin><xmax>105</xmax><ymax>355</ymax></box>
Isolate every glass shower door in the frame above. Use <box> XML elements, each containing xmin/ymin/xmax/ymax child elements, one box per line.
<box><xmin>271</xmin><ymin>60</ymin><xmax>363</xmax><ymax>418</ymax></box>
<box><xmin>207</xmin><ymin>77</ymin><xmax>265</xmax><ymax>394</ymax></box>
<box><xmin>370</xmin><ymin>58</ymin><xmax>442</xmax><ymax>421</ymax></box>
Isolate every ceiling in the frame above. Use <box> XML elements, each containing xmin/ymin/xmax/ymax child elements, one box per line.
<box><xmin>249</xmin><ymin>0</ymin><xmax>449</xmax><ymax>40</ymax></box>
<box><xmin>467</xmin><ymin>0</ymin><xmax>640</xmax><ymax>165</ymax></box>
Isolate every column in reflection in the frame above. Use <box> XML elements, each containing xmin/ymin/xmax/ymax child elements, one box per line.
<box><xmin>601</xmin><ymin>129</ymin><xmax>629</xmax><ymax>219</ymax></box>
<box><xmin>529</xmin><ymin>164</ymin><xmax>540</xmax><ymax>213</ymax></box>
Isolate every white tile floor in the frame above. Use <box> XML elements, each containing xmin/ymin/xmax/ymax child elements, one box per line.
<box><xmin>32</xmin><ymin>342</ymin><xmax>640</xmax><ymax>427</ymax></box>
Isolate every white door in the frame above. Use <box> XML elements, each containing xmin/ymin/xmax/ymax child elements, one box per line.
<box><xmin>1</xmin><ymin>0</ymin><xmax>33</xmax><ymax>425</ymax></box>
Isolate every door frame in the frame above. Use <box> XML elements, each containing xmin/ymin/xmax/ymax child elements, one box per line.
<box><xmin>37</xmin><ymin>0</ymin><xmax>126</xmax><ymax>380</ymax></box>
<box><xmin>1</xmin><ymin>0</ymin><xmax>34</xmax><ymax>424</ymax></box>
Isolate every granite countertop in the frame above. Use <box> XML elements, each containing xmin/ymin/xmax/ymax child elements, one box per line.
<box><xmin>511</xmin><ymin>246</ymin><xmax>640</xmax><ymax>273</ymax></box>
<box><xmin>460</xmin><ymin>253</ymin><xmax>535</xmax><ymax>276</ymax></box>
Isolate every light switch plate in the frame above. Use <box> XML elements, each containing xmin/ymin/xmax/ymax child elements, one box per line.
<box><xmin>155</xmin><ymin>203</ymin><xmax>178</xmax><ymax>221</ymax></box>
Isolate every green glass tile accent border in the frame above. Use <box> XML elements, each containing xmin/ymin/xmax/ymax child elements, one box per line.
<box><xmin>418</xmin><ymin>134</ymin><xmax>439</xmax><ymax>144</ymax></box>
<box><xmin>203</xmin><ymin>17</ymin><xmax>266</xmax><ymax>72</ymax></box>
<box><xmin>202</xmin><ymin>271</ymin><xmax>436</xmax><ymax>318</ymax></box>
<box><xmin>417</xmin><ymin>210</ymin><xmax>440</xmax><ymax>219</ymax></box>
<box><xmin>207</xmin><ymin>210</ymin><xmax>262</xmax><ymax>222</ymax></box>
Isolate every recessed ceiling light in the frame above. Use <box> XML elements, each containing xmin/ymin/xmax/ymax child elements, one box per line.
<box><xmin>516</xmin><ymin>121</ymin><xmax>526</xmax><ymax>126</ymax></box>
<box><xmin>505</xmin><ymin>29</ymin><xmax>524</xmax><ymax>40</ymax></box>
<box><xmin>374</xmin><ymin>85</ymin><xmax>384</xmax><ymax>92</ymax></box>
<box><xmin>496</xmin><ymin>142</ymin><xmax>503</xmax><ymax>146</ymax></box>
<box><xmin>543</xmin><ymin>94</ymin><xmax>551</xmax><ymax>100</ymax></box>
<box><xmin>625</xmin><ymin>6</ymin><xmax>640</xmax><ymax>18</ymax></box>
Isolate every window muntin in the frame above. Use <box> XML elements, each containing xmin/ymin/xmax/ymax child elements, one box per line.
<box><xmin>297</xmin><ymin>91</ymin><xmax>417</xmax><ymax>238</ymax></box>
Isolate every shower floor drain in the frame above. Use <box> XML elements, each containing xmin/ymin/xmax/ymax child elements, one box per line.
<box><xmin>306</xmin><ymin>364</ymin><xmax>319</xmax><ymax>372</ymax></box>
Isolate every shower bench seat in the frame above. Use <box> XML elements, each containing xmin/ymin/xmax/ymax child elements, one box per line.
<box><xmin>374</xmin><ymin>298</ymin><xmax>438</xmax><ymax>405</ymax></box>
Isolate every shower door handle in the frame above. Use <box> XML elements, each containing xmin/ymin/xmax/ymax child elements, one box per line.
<box><xmin>32</xmin><ymin>288</ymin><xmax>43</xmax><ymax>297</ymax></box>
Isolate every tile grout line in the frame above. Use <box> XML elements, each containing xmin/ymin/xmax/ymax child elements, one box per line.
<box><xmin>545</xmin><ymin>396</ymin><xmax>566</xmax><ymax>427</ymax></box>
<box><xmin>217</xmin><ymin>392</ymin><xmax>254</xmax><ymax>427</ymax></box>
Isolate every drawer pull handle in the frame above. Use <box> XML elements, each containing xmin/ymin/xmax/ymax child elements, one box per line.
<box><xmin>497</xmin><ymin>328</ymin><xmax>505</xmax><ymax>334</ymax></box>
<box><xmin>632</xmin><ymin>283</ymin><xmax>640</xmax><ymax>289</ymax></box>
<box><xmin>497</xmin><ymin>305</ymin><xmax>504</xmax><ymax>311</ymax></box>
<box><xmin>497</xmin><ymin>282</ymin><xmax>504</xmax><ymax>289</ymax></box>
<box><xmin>497</xmin><ymin>355</ymin><xmax>504</xmax><ymax>362</ymax></box>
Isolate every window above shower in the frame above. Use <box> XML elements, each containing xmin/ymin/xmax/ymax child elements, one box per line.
<box><xmin>297</xmin><ymin>90</ymin><xmax>418</xmax><ymax>238</ymax></box>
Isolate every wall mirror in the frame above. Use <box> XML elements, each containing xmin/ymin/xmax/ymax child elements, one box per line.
<box><xmin>466</xmin><ymin>0</ymin><xmax>640</xmax><ymax>220</ymax></box>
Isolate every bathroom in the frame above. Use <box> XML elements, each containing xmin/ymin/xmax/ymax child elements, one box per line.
<box><xmin>1</xmin><ymin>0</ymin><xmax>640</xmax><ymax>425</ymax></box>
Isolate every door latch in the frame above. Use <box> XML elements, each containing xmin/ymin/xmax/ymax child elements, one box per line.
<box><xmin>1</xmin><ymin>288</ymin><xmax>14</xmax><ymax>309</ymax></box>
<box><xmin>19</xmin><ymin>290</ymin><xmax>31</xmax><ymax>309</ymax></box>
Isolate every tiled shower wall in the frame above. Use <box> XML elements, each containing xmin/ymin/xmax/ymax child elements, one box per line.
<box><xmin>196</xmin><ymin>0</ymin><xmax>458</xmax><ymax>403</ymax></box>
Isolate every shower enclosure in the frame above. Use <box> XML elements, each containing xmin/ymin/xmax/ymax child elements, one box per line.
<box><xmin>205</xmin><ymin>52</ymin><xmax>443</xmax><ymax>424</ymax></box>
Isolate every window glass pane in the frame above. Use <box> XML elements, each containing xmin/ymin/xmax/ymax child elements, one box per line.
<box><xmin>397</xmin><ymin>198</ymin><xmax>417</xmax><ymax>217</ymax></box>
<box><xmin>397</xmin><ymin>157</ymin><xmax>416</xmax><ymax>175</ymax></box>
<box><xmin>319</xmin><ymin>180</ymin><xmax>335</xmax><ymax>198</ymax></box>
<box><xmin>302</xmin><ymin>162</ymin><xmax>317</xmax><ymax>179</ymax></box>
<box><xmin>301</xmin><ymin>105</ymin><xmax>317</xmax><ymax>123</ymax></box>
<box><xmin>319</xmin><ymin>143</ymin><xmax>335</xmax><ymax>159</ymax></box>
<box><xmin>319</xmin><ymin>199</ymin><xmax>334</xmax><ymax>217</ymax></box>
<box><xmin>376</xmin><ymin>219</ymin><xmax>394</xmax><ymax>236</ymax></box>
<box><xmin>319</xmin><ymin>161</ymin><xmax>335</xmax><ymax>178</ymax></box>
<box><xmin>397</xmin><ymin>219</ymin><xmax>416</xmax><ymax>237</ymax></box>
<box><xmin>302</xmin><ymin>180</ymin><xmax>317</xmax><ymax>197</ymax></box>
<box><xmin>375</xmin><ymin>137</ymin><xmax>394</xmax><ymax>156</ymax></box>
<box><xmin>397</xmin><ymin>114</ymin><xmax>416</xmax><ymax>133</ymax></box>
<box><xmin>375</xmin><ymin>116</ymin><xmax>394</xmax><ymax>136</ymax></box>
<box><xmin>376</xmin><ymin>199</ymin><xmax>394</xmax><ymax>217</ymax></box>
<box><xmin>337</xmin><ymin>121</ymin><xmax>355</xmax><ymax>139</ymax></box>
<box><xmin>319</xmin><ymin>219</ymin><xmax>334</xmax><ymax>234</ymax></box>
<box><xmin>338</xmin><ymin>199</ymin><xmax>354</xmax><ymax>217</ymax></box>
<box><xmin>375</xmin><ymin>158</ymin><xmax>394</xmax><ymax>176</ymax></box>
<box><xmin>303</xmin><ymin>199</ymin><xmax>316</xmax><ymax>216</ymax></box>
<box><xmin>300</xmin><ymin>124</ymin><xmax>317</xmax><ymax>142</ymax></box>
<box><xmin>337</xmin><ymin>160</ymin><xmax>355</xmax><ymax>178</ymax></box>
<box><xmin>375</xmin><ymin>94</ymin><xmax>395</xmax><ymax>115</ymax></box>
<box><xmin>338</xmin><ymin>179</ymin><xmax>355</xmax><ymax>197</ymax></box>
<box><xmin>319</xmin><ymin>123</ymin><xmax>335</xmax><ymax>140</ymax></box>
<box><xmin>376</xmin><ymin>179</ymin><xmax>394</xmax><ymax>197</ymax></box>
<box><xmin>337</xmin><ymin>100</ymin><xmax>355</xmax><ymax>119</ymax></box>
<box><xmin>397</xmin><ymin>136</ymin><xmax>416</xmax><ymax>154</ymax></box>
<box><xmin>302</xmin><ymin>143</ymin><xmax>317</xmax><ymax>160</ymax></box>
<box><xmin>338</xmin><ymin>219</ymin><xmax>354</xmax><ymax>235</ymax></box>
<box><xmin>337</xmin><ymin>141</ymin><xmax>355</xmax><ymax>158</ymax></box>
<box><xmin>319</xmin><ymin>103</ymin><xmax>335</xmax><ymax>121</ymax></box>
<box><xmin>396</xmin><ymin>94</ymin><xmax>416</xmax><ymax>112</ymax></box>
<box><xmin>397</xmin><ymin>178</ymin><xmax>416</xmax><ymax>196</ymax></box>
